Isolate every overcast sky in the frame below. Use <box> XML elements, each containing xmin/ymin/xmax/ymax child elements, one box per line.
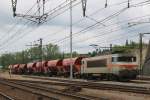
<box><xmin>0</xmin><ymin>0</ymin><xmax>150</xmax><ymax>54</ymax></box>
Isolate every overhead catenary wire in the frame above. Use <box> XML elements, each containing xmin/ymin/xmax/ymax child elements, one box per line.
<box><xmin>72</xmin><ymin>17</ymin><xmax>150</xmax><ymax>45</ymax></box>
<box><xmin>56</xmin><ymin>14</ymin><xmax>150</xmax><ymax>52</ymax></box>
<box><xmin>74</xmin><ymin>24</ymin><xmax>149</xmax><ymax>50</ymax></box>
<box><xmin>1</xmin><ymin>0</ymin><xmax>150</xmax><ymax>54</ymax></box>
<box><xmin>68</xmin><ymin>32</ymin><xmax>140</xmax><ymax>52</ymax></box>
<box><xmin>0</xmin><ymin>0</ymin><xmax>52</xmax><ymax>48</ymax></box>
<box><xmin>6</xmin><ymin>0</ymin><xmax>81</xmax><ymax>46</ymax></box>
<box><xmin>0</xmin><ymin>0</ymin><xmax>40</xmax><ymax>43</ymax></box>
<box><xmin>64</xmin><ymin>18</ymin><xmax>150</xmax><ymax>52</ymax></box>
<box><xmin>50</xmin><ymin>7</ymin><xmax>129</xmax><ymax>44</ymax></box>
<box><xmin>0</xmin><ymin>21</ymin><xmax>36</xmax><ymax>50</ymax></box>
<box><xmin>0</xmin><ymin>0</ymin><xmax>53</xmax><ymax>50</ymax></box>
<box><xmin>45</xmin><ymin>0</ymin><xmax>150</xmax><ymax>46</ymax></box>
<box><xmin>12</xmin><ymin>0</ymin><xmax>149</xmax><ymax>54</ymax></box>
<box><xmin>41</xmin><ymin>0</ymin><xmax>130</xmax><ymax>40</ymax></box>
<box><xmin>24</xmin><ymin>0</ymin><xmax>144</xmax><ymax>46</ymax></box>
<box><xmin>0</xmin><ymin>0</ymin><xmax>73</xmax><ymax>53</ymax></box>
<box><xmin>59</xmin><ymin>17</ymin><xmax>150</xmax><ymax>51</ymax></box>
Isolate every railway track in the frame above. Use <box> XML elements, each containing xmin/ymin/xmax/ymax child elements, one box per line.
<box><xmin>0</xmin><ymin>92</ymin><xmax>14</xmax><ymax>100</ymax></box>
<box><xmin>21</xmin><ymin>76</ymin><xmax>150</xmax><ymax>95</ymax></box>
<box><xmin>0</xmin><ymin>78</ymin><xmax>105</xmax><ymax>100</ymax></box>
<box><xmin>137</xmin><ymin>76</ymin><xmax>150</xmax><ymax>81</ymax></box>
<box><xmin>0</xmin><ymin>79</ymin><xmax>58</xmax><ymax>100</ymax></box>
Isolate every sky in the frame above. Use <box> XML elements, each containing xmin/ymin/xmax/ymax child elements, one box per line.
<box><xmin>0</xmin><ymin>0</ymin><xmax>150</xmax><ymax>54</ymax></box>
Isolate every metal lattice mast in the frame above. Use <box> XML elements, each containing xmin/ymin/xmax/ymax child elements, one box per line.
<box><xmin>11</xmin><ymin>0</ymin><xmax>47</xmax><ymax>24</ymax></box>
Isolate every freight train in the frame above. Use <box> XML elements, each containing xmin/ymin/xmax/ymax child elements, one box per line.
<box><xmin>8</xmin><ymin>53</ymin><xmax>139</xmax><ymax>81</ymax></box>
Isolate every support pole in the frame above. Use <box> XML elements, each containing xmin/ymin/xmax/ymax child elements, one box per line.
<box><xmin>11</xmin><ymin>0</ymin><xmax>17</xmax><ymax>17</ymax></box>
<box><xmin>128</xmin><ymin>0</ymin><xmax>130</xmax><ymax>8</ymax></box>
<box><xmin>82</xmin><ymin>0</ymin><xmax>87</xmax><ymax>17</ymax></box>
<box><xmin>37</xmin><ymin>0</ymin><xmax>41</xmax><ymax>23</ymax></box>
<box><xmin>105</xmin><ymin>0</ymin><xmax>108</xmax><ymax>8</ymax></box>
<box><xmin>139</xmin><ymin>33</ymin><xmax>143</xmax><ymax>75</ymax></box>
<box><xmin>110</xmin><ymin>44</ymin><xmax>112</xmax><ymax>54</ymax></box>
<box><xmin>70</xmin><ymin>0</ymin><xmax>73</xmax><ymax>79</ymax></box>
<box><xmin>43</xmin><ymin>0</ymin><xmax>45</xmax><ymax>15</ymax></box>
<box><xmin>39</xmin><ymin>38</ymin><xmax>43</xmax><ymax>70</ymax></box>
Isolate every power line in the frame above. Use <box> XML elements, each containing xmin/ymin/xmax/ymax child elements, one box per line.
<box><xmin>66</xmin><ymin>22</ymin><xmax>150</xmax><ymax>52</ymax></box>
<box><xmin>28</xmin><ymin>0</ymin><xmax>142</xmax><ymax>46</ymax></box>
<box><xmin>21</xmin><ymin>0</ymin><xmax>83</xmax><ymax>45</ymax></box>
<box><xmin>0</xmin><ymin>22</ymin><xmax>36</xmax><ymax>50</ymax></box>
<box><xmin>0</xmin><ymin>0</ymin><xmax>52</xmax><ymax>50</ymax></box>
<box><xmin>73</xmin><ymin>17</ymin><xmax>150</xmax><ymax>45</ymax></box>
<box><xmin>57</xmin><ymin>15</ymin><xmax>150</xmax><ymax>51</ymax></box>
<box><xmin>50</xmin><ymin>7</ymin><xmax>128</xmax><ymax>44</ymax></box>
<box><xmin>0</xmin><ymin>0</ymin><xmax>41</xmax><ymax>43</ymax></box>
<box><xmin>1</xmin><ymin>0</ymin><xmax>149</xmax><ymax>53</ymax></box>
<box><xmin>45</xmin><ymin>0</ymin><xmax>150</xmax><ymax>45</ymax></box>
<box><xmin>41</xmin><ymin>0</ymin><xmax>128</xmax><ymax>40</ymax></box>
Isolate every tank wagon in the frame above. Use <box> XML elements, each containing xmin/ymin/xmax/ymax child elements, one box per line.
<box><xmin>62</xmin><ymin>57</ymin><xmax>83</xmax><ymax>77</ymax></box>
<box><xmin>8</xmin><ymin>54</ymin><xmax>138</xmax><ymax>81</ymax></box>
<box><xmin>35</xmin><ymin>62</ymin><xmax>44</xmax><ymax>74</ymax></box>
<box><xmin>47</xmin><ymin>60</ymin><xmax>63</xmax><ymax>76</ymax></box>
<box><xmin>11</xmin><ymin>64</ymin><xmax>19</xmax><ymax>74</ymax></box>
<box><xmin>42</xmin><ymin>61</ymin><xmax>48</xmax><ymax>74</ymax></box>
<box><xmin>18</xmin><ymin>64</ymin><xmax>27</xmax><ymax>74</ymax></box>
<box><xmin>27</xmin><ymin>62</ymin><xmax>36</xmax><ymax>74</ymax></box>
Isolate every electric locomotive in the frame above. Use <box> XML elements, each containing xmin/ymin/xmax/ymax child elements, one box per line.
<box><xmin>80</xmin><ymin>54</ymin><xmax>138</xmax><ymax>80</ymax></box>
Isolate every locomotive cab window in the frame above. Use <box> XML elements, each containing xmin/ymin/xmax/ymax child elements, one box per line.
<box><xmin>112</xmin><ymin>56</ymin><xmax>136</xmax><ymax>62</ymax></box>
<box><xmin>87</xmin><ymin>59</ymin><xmax>107</xmax><ymax>68</ymax></box>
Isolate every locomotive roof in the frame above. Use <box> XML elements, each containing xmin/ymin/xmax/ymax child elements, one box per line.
<box><xmin>83</xmin><ymin>55</ymin><xmax>111</xmax><ymax>61</ymax></box>
<box><xmin>112</xmin><ymin>53</ymin><xmax>136</xmax><ymax>57</ymax></box>
<box><xmin>83</xmin><ymin>53</ymin><xmax>136</xmax><ymax>61</ymax></box>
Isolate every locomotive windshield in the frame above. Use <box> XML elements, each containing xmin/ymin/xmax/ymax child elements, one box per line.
<box><xmin>112</xmin><ymin>56</ymin><xmax>136</xmax><ymax>62</ymax></box>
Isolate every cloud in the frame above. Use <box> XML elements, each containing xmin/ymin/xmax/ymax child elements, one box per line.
<box><xmin>0</xmin><ymin>0</ymin><xmax>150</xmax><ymax>54</ymax></box>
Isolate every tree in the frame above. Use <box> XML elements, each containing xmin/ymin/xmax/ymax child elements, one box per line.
<box><xmin>0</xmin><ymin>43</ymin><xmax>63</xmax><ymax>69</ymax></box>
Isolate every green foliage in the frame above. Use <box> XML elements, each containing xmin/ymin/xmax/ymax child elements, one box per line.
<box><xmin>112</xmin><ymin>41</ymin><xmax>141</xmax><ymax>53</ymax></box>
<box><xmin>88</xmin><ymin>40</ymin><xmax>146</xmax><ymax>57</ymax></box>
<box><xmin>43</xmin><ymin>44</ymin><xmax>62</xmax><ymax>60</ymax></box>
<box><xmin>0</xmin><ymin>43</ymin><xmax>65</xmax><ymax>69</ymax></box>
<box><xmin>63</xmin><ymin>51</ymin><xmax>79</xmax><ymax>58</ymax></box>
<box><xmin>0</xmin><ymin>43</ymin><xmax>80</xmax><ymax>69</ymax></box>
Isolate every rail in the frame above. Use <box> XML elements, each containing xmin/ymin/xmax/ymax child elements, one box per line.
<box><xmin>0</xmin><ymin>78</ymin><xmax>105</xmax><ymax>100</ymax></box>
<box><xmin>0</xmin><ymin>92</ymin><xmax>14</xmax><ymax>100</ymax></box>
<box><xmin>22</xmin><ymin>76</ymin><xmax>150</xmax><ymax>95</ymax></box>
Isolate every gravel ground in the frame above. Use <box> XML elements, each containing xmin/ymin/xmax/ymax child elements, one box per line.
<box><xmin>0</xmin><ymin>71</ymin><xmax>150</xmax><ymax>100</ymax></box>
<box><xmin>79</xmin><ymin>88</ymin><xmax>150</xmax><ymax>100</ymax></box>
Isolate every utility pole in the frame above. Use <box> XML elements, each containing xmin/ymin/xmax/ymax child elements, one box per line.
<box><xmin>26</xmin><ymin>42</ymin><xmax>34</xmax><ymax>61</ymax></box>
<box><xmin>70</xmin><ymin>0</ymin><xmax>73</xmax><ymax>80</ymax></box>
<box><xmin>139</xmin><ymin>33</ymin><xmax>143</xmax><ymax>75</ymax></box>
<box><xmin>22</xmin><ymin>51</ymin><xmax>25</xmax><ymax>63</ymax></box>
<box><xmin>38</xmin><ymin>38</ymin><xmax>43</xmax><ymax>69</ymax></box>
<box><xmin>26</xmin><ymin>38</ymin><xmax>43</xmax><ymax>63</ymax></box>
<box><xmin>110</xmin><ymin>44</ymin><xmax>112</xmax><ymax>54</ymax></box>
